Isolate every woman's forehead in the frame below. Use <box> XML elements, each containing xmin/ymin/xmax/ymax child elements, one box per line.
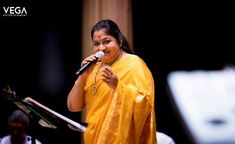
<box><xmin>93</xmin><ymin>30</ymin><xmax>113</xmax><ymax>41</ymax></box>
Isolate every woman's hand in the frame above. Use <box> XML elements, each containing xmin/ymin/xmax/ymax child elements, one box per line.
<box><xmin>79</xmin><ymin>54</ymin><xmax>97</xmax><ymax>77</ymax></box>
<box><xmin>101</xmin><ymin>65</ymin><xmax>118</xmax><ymax>89</ymax></box>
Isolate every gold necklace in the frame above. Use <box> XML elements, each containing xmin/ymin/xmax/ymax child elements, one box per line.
<box><xmin>92</xmin><ymin>61</ymin><xmax>103</xmax><ymax>95</ymax></box>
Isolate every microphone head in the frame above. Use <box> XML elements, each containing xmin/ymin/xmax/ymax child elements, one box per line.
<box><xmin>95</xmin><ymin>51</ymin><xmax>104</xmax><ymax>58</ymax></box>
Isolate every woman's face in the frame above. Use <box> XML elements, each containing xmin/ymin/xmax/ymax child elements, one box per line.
<box><xmin>92</xmin><ymin>29</ymin><xmax>121</xmax><ymax>65</ymax></box>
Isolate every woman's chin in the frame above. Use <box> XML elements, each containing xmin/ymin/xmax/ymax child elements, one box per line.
<box><xmin>102</xmin><ymin>56</ymin><xmax>109</xmax><ymax>62</ymax></box>
<box><xmin>102</xmin><ymin>58</ymin><xmax>111</xmax><ymax>65</ymax></box>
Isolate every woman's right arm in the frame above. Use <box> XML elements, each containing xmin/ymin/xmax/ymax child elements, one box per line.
<box><xmin>67</xmin><ymin>74</ymin><xmax>87</xmax><ymax>112</ymax></box>
<box><xmin>67</xmin><ymin>54</ymin><xmax>97</xmax><ymax>112</ymax></box>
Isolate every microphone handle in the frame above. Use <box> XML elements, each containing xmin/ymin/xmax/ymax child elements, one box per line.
<box><xmin>76</xmin><ymin>58</ymin><xmax>98</xmax><ymax>75</ymax></box>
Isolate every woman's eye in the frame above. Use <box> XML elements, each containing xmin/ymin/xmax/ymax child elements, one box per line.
<box><xmin>103</xmin><ymin>40</ymin><xmax>111</xmax><ymax>45</ymax></box>
<box><xmin>93</xmin><ymin>42</ymin><xmax>100</xmax><ymax>47</ymax></box>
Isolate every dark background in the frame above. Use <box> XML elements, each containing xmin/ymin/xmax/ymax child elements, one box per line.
<box><xmin>1</xmin><ymin>0</ymin><xmax>234</xmax><ymax>143</ymax></box>
<box><xmin>132</xmin><ymin>1</ymin><xmax>234</xmax><ymax>144</ymax></box>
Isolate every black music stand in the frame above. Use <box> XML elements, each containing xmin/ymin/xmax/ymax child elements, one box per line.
<box><xmin>2</xmin><ymin>86</ymin><xmax>87</xmax><ymax>134</ymax></box>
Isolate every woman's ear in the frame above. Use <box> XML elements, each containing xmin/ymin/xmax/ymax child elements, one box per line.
<box><xmin>119</xmin><ymin>37</ymin><xmax>123</xmax><ymax>48</ymax></box>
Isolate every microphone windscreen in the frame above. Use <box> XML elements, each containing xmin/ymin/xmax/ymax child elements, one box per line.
<box><xmin>95</xmin><ymin>51</ymin><xmax>104</xmax><ymax>58</ymax></box>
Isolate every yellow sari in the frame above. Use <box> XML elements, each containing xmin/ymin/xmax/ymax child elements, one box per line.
<box><xmin>84</xmin><ymin>54</ymin><xmax>157</xmax><ymax>144</ymax></box>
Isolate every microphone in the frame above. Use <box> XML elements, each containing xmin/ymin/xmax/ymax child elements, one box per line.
<box><xmin>76</xmin><ymin>51</ymin><xmax>104</xmax><ymax>75</ymax></box>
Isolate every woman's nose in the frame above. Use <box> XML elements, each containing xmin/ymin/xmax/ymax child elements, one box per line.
<box><xmin>99</xmin><ymin>45</ymin><xmax>106</xmax><ymax>51</ymax></box>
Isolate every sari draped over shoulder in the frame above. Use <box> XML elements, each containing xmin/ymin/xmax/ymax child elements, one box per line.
<box><xmin>83</xmin><ymin>54</ymin><xmax>157</xmax><ymax>144</ymax></box>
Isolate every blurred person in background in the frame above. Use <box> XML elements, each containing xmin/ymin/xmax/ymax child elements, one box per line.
<box><xmin>0</xmin><ymin>109</ymin><xmax>42</xmax><ymax>144</ymax></box>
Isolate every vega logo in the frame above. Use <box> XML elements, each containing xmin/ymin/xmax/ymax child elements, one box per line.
<box><xmin>3</xmin><ymin>6</ymin><xmax>27</xmax><ymax>16</ymax></box>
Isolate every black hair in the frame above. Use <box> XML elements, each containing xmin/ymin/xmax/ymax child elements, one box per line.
<box><xmin>91</xmin><ymin>19</ymin><xmax>134</xmax><ymax>54</ymax></box>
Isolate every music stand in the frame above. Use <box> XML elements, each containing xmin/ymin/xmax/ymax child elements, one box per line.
<box><xmin>2</xmin><ymin>86</ymin><xmax>87</xmax><ymax>133</ymax></box>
